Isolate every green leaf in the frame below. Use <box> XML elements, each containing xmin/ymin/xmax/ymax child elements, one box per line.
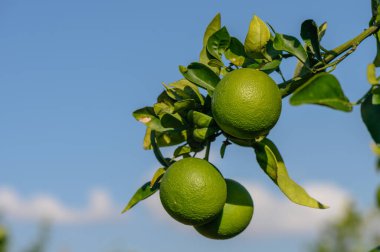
<box><xmin>122</xmin><ymin>181</ymin><xmax>159</xmax><ymax>213</ymax></box>
<box><xmin>318</xmin><ymin>22</ymin><xmax>328</xmax><ymax>41</ymax></box>
<box><xmin>254</xmin><ymin>138</ymin><xmax>328</xmax><ymax>209</ymax></box>
<box><xmin>192</xmin><ymin>128</ymin><xmax>217</xmax><ymax>142</ymax></box>
<box><xmin>169</xmin><ymin>79</ymin><xmax>205</xmax><ymax>105</ymax></box>
<box><xmin>187</xmin><ymin>110</ymin><xmax>214</xmax><ymax>128</ymax></box>
<box><xmin>179</xmin><ymin>63</ymin><xmax>220</xmax><ymax>92</ymax></box>
<box><xmin>143</xmin><ymin>127</ymin><xmax>152</xmax><ymax>150</ymax></box>
<box><xmin>290</xmin><ymin>73</ymin><xmax>353</xmax><ymax>112</ymax></box>
<box><xmin>244</xmin><ymin>15</ymin><xmax>271</xmax><ymax>59</ymax></box>
<box><xmin>369</xmin><ymin>245</ymin><xmax>380</xmax><ymax>252</ymax></box>
<box><xmin>206</xmin><ymin>26</ymin><xmax>231</xmax><ymax>60</ymax></box>
<box><xmin>150</xmin><ymin>167</ymin><xmax>166</xmax><ymax>188</ymax></box>
<box><xmin>220</xmin><ymin>140</ymin><xmax>230</xmax><ymax>158</ymax></box>
<box><xmin>173</xmin><ymin>99</ymin><xmax>196</xmax><ymax>113</ymax></box>
<box><xmin>155</xmin><ymin>130</ymin><xmax>188</xmax><ymax>147</ymax></box>
<box><xmin>132</xmin><ymin>107</ymin><xmax>167</xmax><ymax>132</ymax></box>
<box><xmin>259</xmin><ymin>59</ymin><xmax>281</xmax><ymax>74</ymax></box>
<box><xmin>225</xmin><ymin>37</ymin><xmax>246</xmax><ymax>66</ymax></box>
<box><xmin>300</xmin><ymin>19</ymin><xmax>322</xmax><ymax>61</ymax></box>
<box><xmin>200</xmin><ymin>13</ymin><xmax>221</xmax><ymax>74</ymax></box>
<box><xmin>361</xmin><ymin>93</ymin><xmax>380</xmax><ymax>144</ymax></box>
<box><xmin>207</xmin><ymin>59</ymin><xmax>225</xmax><ymax>68</ymax></box>
<box><xmin>273</xmin><ymin>33</ymin><xmax>308</xmax><ymax>64</ymax></box>
<box><xmin>373</xmin><ymin>31</ymin><xmax>380</xmax><ymax>67</ymax></box>
<box><xmin>173</xmin><ymin>144</ymin><xmax>192</xmax><ymax>157</ymax></box>
<box><xmin>367</xmin><ymin>63</ymin><xmax>379</xmax><ymax>85</ymax></box>
<box><xmin>153</xmin><ymin>102</ymin><xmax>174</xmax><ymax>116</ymax></box>
<box><xmin>159</xmin><ymin>113</ymin><xmax>185</xmax><ymax>129</ymax></box>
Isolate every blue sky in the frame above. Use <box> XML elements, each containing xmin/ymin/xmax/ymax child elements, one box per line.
<box><xmin>0</xmin><ymin>0</ymin><xmax>379</xmax><ymax>251</ymax></box>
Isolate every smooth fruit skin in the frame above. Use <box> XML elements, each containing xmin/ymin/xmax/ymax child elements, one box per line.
<box><xmin>211</xmin><ymin>68</ymin><xmax>282</xmax><ymax>139</ymax></box>
<box><xmin>194</xmin><ymin>179</ymin><xmax>254</xmax><ymax>240</ymax></box>
<box><xmin>159</xmin><ymin>158</ymin><xmax>227</xmax><ymax>226</ymax></box>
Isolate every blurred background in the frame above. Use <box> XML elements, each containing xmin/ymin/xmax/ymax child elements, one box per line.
<box><xmin>0</xmin><ymin>0</ymin><xmax>379</xmax><ymax>251</ymax></box>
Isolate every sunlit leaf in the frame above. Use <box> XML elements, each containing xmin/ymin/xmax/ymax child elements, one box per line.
<box><xmin>155</xmin><ymin>130</ymin><xmax>188</xmax><ymax>147</ymax></box>
<box><xmin>254</xmin><ymin>138</ymin><xmax>328</xmax><ymax>209</ymax></box>
<box><xmin>153</xmin><ymin>102</ymin><xmax>174</xmax><ymax>116</ymax></box>
<box><xmin>318</xmin><ymin>22</ymin><xmax>328</xmax><ymax>41</ymax></box>
<box><xmin>200</xmin><ymin>13</ymin><xmax>221</xmax><ymax>73</ymax></box>
<box><xmin>174</xmin><ymin>144</ymin><xmax>192</xmax><ymax>157</ymax></box>
<box><xmin>273</xmin><ymin>33</ymin><xmax>308</xmax><ymax>64</ymax></box>
<box><xmin>206</xmin><ymin>26</ymin><xmax>231</xmax><ymax>61</ymax></box>
<box><xmin>361</xmin><ymin>93</ymin><xmax>380</xmax><ymax>144</ymax></box>
<box><xmin>192</xmin><ymin>127</ymin><xmax>217</xmax><ymax>142</ymax></box>
<box><xmin>179</xmin><ymin>63</ymin><xmax>220</xmax><ymax>92</ymax></box>
<box><xmin>143</xmin><ymin>127</ymin><xmax>152</xmax><ymax>150</ymax></box>
<box><xmin>290</xmin><ymin>73</ymin><xmax>353</xmax><ymax>112</ymax></box>
<box><xmin>300</xmin><ymin>19</ymin><xmax>322</xmax><ymax>61</ymax></box>
<box><xmin>132</xmin><ymin>107</ymin><xmax>167</xmax><ymax>132</ymax></box>
<box><xmin>367</xmin><ymin>63</ymin><xmax>379</xmax><ymax>85</ymax></box>
<box><xmin>187</xmin><ymin>110</ymin><xmax>214</xmax><ymax>128</ymax></box>
<box><xmin>150</xmin><ymin>167</ymin><xmax>166</xmax><ymax>188</ymax></box>
<box><xmin>122</xmin><ymin>181</ymin><xmax>159</xmax><ymax>213</ymax></box>
<box><xmin>169</xmin><ymin>79</ymin><xmax>205</xmax><ymax>105</ymax></box>
<box><xmin>244</xmin><ymin>15</ymin><xmax>271</xmax><ymax>59</ymax></box>
<box><xmin>173</xmin><ymin>99</ymin><xmax>196</xmax><ymax>113</ymax></box>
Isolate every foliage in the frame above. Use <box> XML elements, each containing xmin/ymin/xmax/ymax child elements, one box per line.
<box><xmin>308</xmin><ymin>204</ymin><xmax>380</xmax><ymax>252</ymax></box>
<box><xmin>124</xmin><ymin>0</ymin><xmax>380</xmax><ymax>238</ymax></box>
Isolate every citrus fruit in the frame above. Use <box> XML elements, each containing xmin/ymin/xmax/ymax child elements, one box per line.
<box><xmin>194</xmin><ymin>179</ymin><xmax>254</xmax><ymax>239</ymax></box>
<box><xmin>159</xmin><ymin>157</ymin><xmax>227</xmax><ymax>225</ymax></box>
<box><xmin>211</xmin><ymin>68</ymin><xmax>282</xmax><ymax>139</ymax></box>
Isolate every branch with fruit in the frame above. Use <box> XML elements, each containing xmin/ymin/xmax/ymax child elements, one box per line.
<box><xmin>123</xmin><ymin>0</ymin><xmax>380</xmax><ymax>240</ymax></box>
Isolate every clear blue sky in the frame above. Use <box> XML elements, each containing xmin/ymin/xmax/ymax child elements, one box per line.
<box><xmin>0</xmin><ymin>0</ymin><xmax>378</xmax><ymax>251</ymax></box>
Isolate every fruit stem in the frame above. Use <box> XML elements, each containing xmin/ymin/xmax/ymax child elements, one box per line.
<box><xmin>279</xmin><ymin>25</ymin><xmax>380</xmax><ymax>97</ymax></box>
<box><xmin>204</xmin><ymin>141</ymin><xmax>211</xmax><ymax>161</ymax></box>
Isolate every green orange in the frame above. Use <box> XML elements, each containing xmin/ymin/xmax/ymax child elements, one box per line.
<box><xmin>211</xmin><ymin>68</ymin><xmax>282</xmax><ymax>139</ymax></box>
<box><xmin>159</xmin><ymin>157</ymin><xmax>227</xmax><ymax>225</ymax></box>
<box><xmin>194</xmin><ymin>179</ymin><xmax>254</xmax><ymax>239</ymax></box>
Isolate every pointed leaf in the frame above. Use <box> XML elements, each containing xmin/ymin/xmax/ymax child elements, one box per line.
<box><xmin>159</xmin><ymin>113</ymin><xmax>185</xmax><ymax>129</ymax></box>
<box><xmin>132</xmin><ymin>107</ymin><xmax>167</xmax><ymax>131</ymax></box>
<box><xmin>200</xmin><ymin>13</ymin><xmax>221</xmax><ymax>73</ymax></box>
<box><xmin>192</xmin><ymin>127</ymin><xmax>217</xmax><ymax>142</ymax></box>
<box><xmin>254</xmin><ymin>138</ymin><xmax>328</xmax><ymax>209</ymax></box>
<box><xmin>122</xmin><ymin>182</ymin><xmax>159</xmax><ymax>213</ymax></box>
<box><xmin>361</xmin><ymin>93</ymin><xmax>380</xmax><ymax>144</ymax></box>
<box><xmin>273</xmin><ymin>33</ymin><xmax>308</xmax><ymax>64</ymax></box>
<box><xmin>173</xmin><ymin>99</ymin><xmax>196</xmax><ymax>113</ymax></box>
<box><xmin>179</xmin><ymin>63</ymin><xmax>220</xmax><ymax>92</ymax></box>
<box><xmin>150</xmin><ymin>167</ymin><xmax>166</xmax><ymax>188</ymax></box>
<box><xmin>244</xmin><ymin>15</ymin><xmax>271</xmax><ymax>58</ymax></box>
<box><xmin>169</xmin><ymin>79</ymin><xmax>205</xmax><ymax>105</ymax></box>
<box><xmin>155</xmin><ymin>130</ymin><xmax>188</xmax><ymax>147</ymax></box>
<box><xmin>173</xmin><ymin>144</ymin><xmax>192</xmax><ymax>157</ymax></box>
<box><xmin>367</xmin><ymin>63</ymin><xmax>379</xmax><ymax>85</ymax></box>
<box><xmin>225</xmin><ymin>37</ymin><xmax>246</xmax><ymax>66</ymax></box>
<box><xmin>187</xmin><ymin>110</ymin><xmax>214</xmax><ymax>128</ymax></box>
<box><xmin>220</xmin><ymin>140</ymin><xmax>230</xmax><ymax>158</ymax></box>
<box><xmin>290</xmin><ymin>73</ymin><xmax>353</xmax><ymax>112</ymax></box>
<box><xmin>143</xmin><ymin>127</ymin><xmax>152</xmax><ymax>150</ymax></box>
<box><xmin>153</xmin><ymin>102</ymin><xmax>174</xmax><ymax>116</ymax></box>
<box><xmin>206</xmin><ymin>26</ymin><xmax>231</xmax><ymax>60</ymax></box>
<box><xmin>300</xmin><ymin>19</ymin><xmax>322</xmax><ymax>61</ymax></box>
<box><xmin>318</xmin><ymin>22</ymin><xmax>328</xmax><ymax>41</ymax></box>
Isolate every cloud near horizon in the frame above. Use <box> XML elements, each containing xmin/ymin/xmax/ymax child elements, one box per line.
<box><xmin>0</xmin><ymin>187</ymin><xmax>118</xmax><ymax>224</ymax></box>
<box><xmin>0</xmin><ymin>181</ymin><xmax>352</xmax><ymax>235</ymax></box>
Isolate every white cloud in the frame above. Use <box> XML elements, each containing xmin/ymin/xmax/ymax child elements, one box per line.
<box><xmin>0</xmin><ymin>187</ymin><xmax>118</xmax><ymax>224</ymax></box>
<box><xmin>143</xmin><ymin>180</ymin><xmax>352</xmax><ymax>236</ymax></box>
